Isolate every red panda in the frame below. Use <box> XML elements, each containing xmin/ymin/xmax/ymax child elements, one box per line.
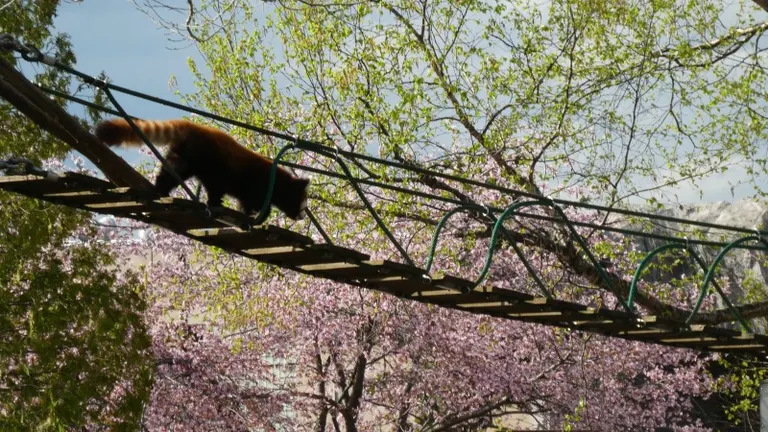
<box><xmin>94</xmin><ymin>118</ymin><xmax>309</xmax><ymax>221</ymax></box>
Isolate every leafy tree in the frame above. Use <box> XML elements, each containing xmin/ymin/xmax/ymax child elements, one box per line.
<box><xmin>0</xmin><ymin>1</ymin><xmax>153</xmax><ymax>429</ymax></box>
<box><xmin>138</xmin><ymin>0</ymin><xmax>768</xmax><ymax>325</ymax></box>
<box><xmin>107</xmin><ymin>1</ymin><xmax>768</xmax><ymax>430</ymax></box>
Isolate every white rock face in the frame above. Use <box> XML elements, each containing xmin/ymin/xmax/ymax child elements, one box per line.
<box><xmin>608</xmin><ymin>198</ymin><xmax>768</xmax><ymax>328</ymax></box>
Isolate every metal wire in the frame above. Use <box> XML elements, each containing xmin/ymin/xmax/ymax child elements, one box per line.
<box><xmin>628</xmin><ymin>243</ymin><xmax>752</xmax><ymax>331</ymax></box>
<box><xmin>6</xmin><ymin>39</ymin><xmax>764</xmax><ymax>241</ymax></box>
<box><xmin>8</xmin><ymin>35</ymin><xmax>768</xmax><ymax>328</ymax></box>
<box><xmin>29</xmin><ymin>85</ymin><xmax>768</xmax><ymax>252</ymax></box>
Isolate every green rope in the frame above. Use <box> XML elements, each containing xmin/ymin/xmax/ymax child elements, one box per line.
<box><xmin>474</xmin><ymin>199</ymin><xmax>632</xmax><ymax>312</ymax></box>
<box><xmin>257</xmin><ymin>142</ymin><xmax>416</xmax><ymax>267</ymax></box>
<box><xmin>628</xmin><ymin>243</ymin><xmax>752</xmax><ymax>332</ymax></box>
<box><xmin>35</xmin><ymin>85</ymin><xmax>768</xmax><ymax>253</ymax></box>
<box><xmin>424</xmin><ymin>204</ymin><xmax>552</xmax><ymax>298</ymax></box>
<box><xmin>254</xmin><ymin>143</ymin><xmax>297</xmax><ymax>225</ymax></box>
<box><xmin>424</xmin><ymin>205</ymin><xmax>486</xmax><ymax>273</ymax></box>
<box><xmin>686</xmin><ymin>235</ymin><xmax>768</xmax><ymax>328</ymax></box>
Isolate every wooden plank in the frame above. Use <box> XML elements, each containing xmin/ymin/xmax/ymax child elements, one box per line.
<box><xmin>83</xmin><ymin>197</ymin><xmax>197</xmax><ymax>216</ymax></box>
<box><xmin>368</xmin><ymin>275</ymin><xmax>464</xmax><ymax>295</ymax></box>
<box><xmin>507</xmin><ymin>311</ymin><xmax>632</xmax><ymax>327</ymax></box>
<box><xmin>41</xmin><ymin>187</ymin><xmax>154</xmax><ymax>206</ymax></box>
<box><xmin>621</xmin><ymin>325</ymin><xmax>749</xmax><ymax>348</ymax></box>
<box><xmin>207</xmin><ymin>206</ymin><xmax>258</xmax><ymax>229</ymax></box>
<box><xmin>148</xmin><ymin>211</ymin><xmax>233</xmax><ymax>231</ymax></box>
<box><xmin>503</xmin><ymin>304</ymin><xmax>621</xmax><ymax>319</ymax></box>
<box><xmin>409</xmin><ymin>286</ymin><xmax>500</xmax><ymax>303</ymax></box>
<box><xmin>187</xmin><ymin>226</ymin><xmax>312</xmax><ymax>250</ymax></box>
<box><xmin>49</xmin><ymin>172</ymin><xmax>116</xmax><ymax>189</ymax></box>
<box><xmin>243</xmin><ymin>244</ymin><xmax>370</xmax><ymax>267</ymax></box>
<box><xmin>0</xmin><ymin>172</ymin><xmax>114</xmax><ymax>196</ymax></box>
<box><xmin>660</xmin><ymin>337</ymin><xmax>768</xmax><ymax>350</ymax></box>
<box><xmin>430</xmin><ymin>274</ymin><xmax>476</xmax><ymax>292</ymax></box>
<box><xmin>413</xmin><ymin>292</ymin><xmax>583</xmax><ymax>317</ymax></box>
<box><xmin>400</xmin><ymin>295</ymin><xmax>636</xmax><ymax>329</ymax></box>
<box><xmin>367</xmin><ymin>275</ymin><xmax>444</xmax><ymax>296</ymax></box>
<box><xmin>386</xmin><ymin>276</ymin><xmax>536</xmax><ymax>303</ymax></box>
<box><xmin>299</xmin><ymin>259</ymin><xmax>423</xmax><ymax>281</ymax></box>
<box><xmin>707</xmin><ymin>343</ymin><xmax>768</xmax><ymax>351</ymax></box>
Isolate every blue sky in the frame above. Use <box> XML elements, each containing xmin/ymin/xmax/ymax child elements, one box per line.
<box><xmin>54</xmin><ymin>0</ymin><xmax>202</xmax><ymax>120</ymax></box>
<box><xmin>46</xmin><ymin>0</ymin><xmax>759</xmax><ymax>205</ymax></box>
<box><xmin>49</xmin><ymin>1</ymin><xmax>208</xmax><ymax>168</ymax></box>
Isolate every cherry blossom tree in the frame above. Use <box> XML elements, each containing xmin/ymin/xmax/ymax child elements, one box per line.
<box><xmin>86</xmin><ymin>146</ymin><xmax>723</xmax><ymax>430</ymax></box>
<box><xmin>8</xmin><ymin>0</ymin><xmax>768</xmax><ymax>429</ymax></box>
<box><xmin>83</xmin><ymin>0</ymin><xmax>768</xmax><ymax>430</ymax></box>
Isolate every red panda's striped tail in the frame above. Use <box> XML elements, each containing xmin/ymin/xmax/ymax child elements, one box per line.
<box><xmin>94</xmin><ymin>118</ymin><xmax>190</xmax><ymax>148</ymax></box>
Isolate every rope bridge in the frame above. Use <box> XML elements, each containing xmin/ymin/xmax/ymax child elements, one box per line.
<box><xmin>2</xmin><ymin>35</ymin><xmax>768</xmax><ymax>356</ymax></box>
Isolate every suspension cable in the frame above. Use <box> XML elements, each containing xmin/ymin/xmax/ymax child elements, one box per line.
<box><xmin>27</xmin><ymin>84</ymin><xmax>768</xmax><ymax>252</ymax></box>
<box><xmin>5</xmin><ymin>35</ymin><xmax>768</xmax><ymax>323</ymax></box>
<box><xmin>5</xmin><ymin>35</ymin><xmax>766</xmax><ymax>241</ymax></box>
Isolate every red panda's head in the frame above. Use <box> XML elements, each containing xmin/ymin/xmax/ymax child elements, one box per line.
<box><xmin>281</xmin><ymin>176</ymin><xmax>310</xmax><ymax>221</ymax></box>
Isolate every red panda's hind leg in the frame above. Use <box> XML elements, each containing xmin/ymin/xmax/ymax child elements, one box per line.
<box><xmin>154</xmin><ymin>152</ymin><xmax>193</xmax><ymax>197</ymax></box>
<box><xmin>206</xmin><ymin>190</ymin><xmax>224</xmax><ymax>208</ymax></box>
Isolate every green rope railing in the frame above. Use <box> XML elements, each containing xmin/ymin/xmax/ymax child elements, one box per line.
<box><xmin>424</xmin><ymin>205</ymin><xmax>489</xmax><ymax>273</ymax></box>
<box><xmin>473</xmin><ymin>199</ymin><xmax>633</xmax><ymax>312</ymax></box>
<box><xmin>628</xmin><ymin>242</ymin><xmax>752</xmax><ymax>332</ymax></box>
<box><xmin>257</xmin><ymin>141</ymin><xmax>416</xmax><ymax>267</ymax></box>
<box><xmin>685</xmin><ymin>235</ymin><xmax>768</xmax><ymax>328</ymax></box>
<box><xmin>9</xmin><ymin>38</ymin><xmax>768</xmax><ymax>243</ymax></box>
<box><xmin>423</xmin><ymin>204</ymin><xmax>553</xmax><ymax>298</ymax></box>
<box><xmin>10</xmin><ymin>35</ymin><xmax>768</xmax><ymax>330</ymax></box>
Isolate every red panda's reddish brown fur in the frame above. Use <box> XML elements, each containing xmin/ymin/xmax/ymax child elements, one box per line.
<box><xmin>94</xmin><ymin>118</ymin><xmax>310</xmax><ymax>220</ymax></box>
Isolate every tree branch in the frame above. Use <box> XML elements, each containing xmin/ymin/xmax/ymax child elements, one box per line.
<box><xmin>425</xmin><ymin>396</ymin><xmax>541</xmax><ymax>432</ymax></box>
<box><xmin>754</xmin><ymin>0</ymin><xmax>768</xmax><ymax>13</ymax></box>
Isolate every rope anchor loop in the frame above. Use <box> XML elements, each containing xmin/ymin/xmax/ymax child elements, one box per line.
<box><xmin>0</xmin><ymin>34</ymin><xmax>55</xmax><ymax>65</ymax></box>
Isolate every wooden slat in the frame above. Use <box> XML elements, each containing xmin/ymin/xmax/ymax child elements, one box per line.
<box><xmin>243</xmin><ymin>244</ymin><xmax>370</xmax><ymax>267</ymax></box>
<box><xmin>409</xmin><ymin>286</ymin><xmax>500</xmax><ymax>303</ymax></box>
<box><xmin>187</xmin><ymin>226</ymin><xmax>313</xmax><ymax>250</ymax></box>
<box><xmin>396</xmin><ymin>278</ymin><xmax>529</xmax><ymax>299</ymax></box>
<box><xmin>300</xmin><ymin>259</ymin><xmax>425</xmax><ymax>281</ymax></box>
<box><xmin>657</xmin><ymin>336</ymin><xmax>765</xmax><ymax>350</ymax></box>
<box><xmin>148</xmin><ymin>211</ymin><xmax>234</xmax><ymax>231</ymax></box>
<box><xmin>623</xmin><ymin>325</ymin><xmax>742</xmax><ymax>345</ymax></box>
<box><xmin>207</xmin><ymin>206</ymin><xmax>259</xmax><ymax>229</ymax></box>
<box><xmin>41</xmin><ymin>187</ymin><xmax>151</xmax><ymax>205</ymax></box>
<box><xmin>0</xmin><ymin>173</ymin><xmax>114</xmax><ymax>196</ymax></box>
<box><xmin>83</xmin><ymin>197</ymin><xmax>195</xmax><ymax>216</ymax></box>
<box><xmin>368</xmin><ymin>275</ymin><xmax>463</xmax><ymax>295</ymax></box>
<box><xmin>707</xmin><ymin>343</ymin><xmax>768</xmax><ymax>351</ymax></box>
